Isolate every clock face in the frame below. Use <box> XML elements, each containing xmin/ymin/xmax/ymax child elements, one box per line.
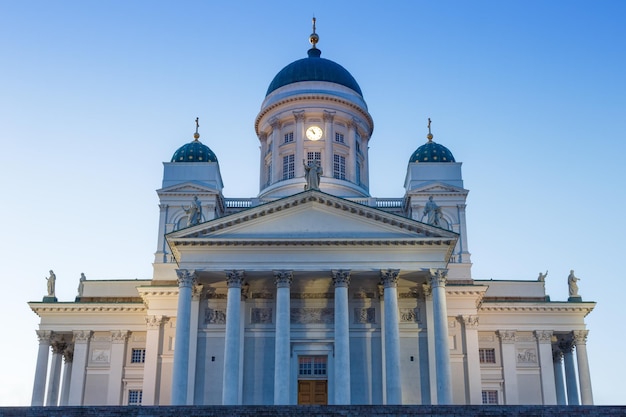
<box><xmin>306</xmin><ymin>125</ymin><xmax>323</xmax><ymax>141</ymax></box>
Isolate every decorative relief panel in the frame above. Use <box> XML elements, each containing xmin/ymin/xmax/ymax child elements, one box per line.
<box><xmin>353</xmin><ymin>289</ymin><xmax>376</xmax><ymax>299</ymax></box>
<box><xmin>517</xmin><ymin>348</ymin><xmax>538</xmax><ymax>364</ymax></box>
<box><xmin>205</xmin><ymin>308</ymin><xmax>226</xmax><ymax>324</ymax></box>
<box><xmin>91</xmin><ymin>349</ymin><xmax>110</xmax><ymax>363</ymax></box>
<box><xmin>291</xmin><ymin>308</ymin><xmax>333</xmax><ymax>324</ymax></box>
<box><xmin>251</xmin><ymin>291</ymin><xmax>273</xmax><ymax>299</ymax></box>
<box><xmin>400</xmin><ymin>308</ymin><xmax>419</xmax><ymax>323</ymax></box>
<box><xmin>291</xmin><ymin>293</ymin><xmax>333</xmax><ymax>299</ymax></box>
<box><xmin>478</xmin><ymin>334</ymin><xmax>495</xmax><ymax>342</ymax></box>
<box><xmin>251</xmin><ymin>308</ymin><xmax>272</xmax><ymax>324</ymax></box>
<box><xmin>399</xmin><ymin>289</ymin><xmax>420</xmax><ymax>299</ymax></box>
<box><xmin>354</xmin><ymin>308</ymin><xmax>376</xmax><ymax>324</ymax></box>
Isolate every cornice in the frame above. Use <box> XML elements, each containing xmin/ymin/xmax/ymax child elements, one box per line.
<box><xmin>480</xmin><ymin>302</ymin><xmax>596</xmax><ymax>317</ymax></box>
<box><xmin>29</xmin><ymin>303</ymin><xmax>146</xmax><ymax>317</ymax></box>
<box><xmin>255</xmin><ymin>94</ymin><xmax>373</xmax><ymax>136</ymax></box>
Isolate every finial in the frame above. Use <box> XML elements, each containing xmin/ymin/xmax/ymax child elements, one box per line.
<box><xmin>309</xmin><ymin>16</ymin><xmax>319</xmax><ymax>49</ymax></box>
<box><xmin>427</xmin><ymin>118</ymin><xmax>433</xmax><ymax>142</ymax></box>
<box><xmin>194</xmin><ymin>117</ymin><xmax>200</xmax><ymax>141</ymax></box>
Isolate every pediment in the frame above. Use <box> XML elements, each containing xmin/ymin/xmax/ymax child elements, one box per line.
<box><xmin>409</xmin><ymin>182</ymin><xmax>468</xmax><ymax>195</ymax></box>
<box><xmin>167</xmin><ymin>190</ymin><xmax>458</xmax><ymax>244</ymax></box>
<box><xmin>157</xmin><ymin>182</ymin><xmax>220</xmax><ymax>195</ymax></box>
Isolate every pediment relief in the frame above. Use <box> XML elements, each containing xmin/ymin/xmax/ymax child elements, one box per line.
<box><xmin>167</xmin><ymin>190</ymin><xmax>458</xmax><ymax>243</ymax></box>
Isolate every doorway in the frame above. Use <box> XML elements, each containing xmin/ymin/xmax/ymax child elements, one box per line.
<box><xmin>297</xmin><ymin>356</ymin><xmax>328</xmax><ymax>405</ymax></box>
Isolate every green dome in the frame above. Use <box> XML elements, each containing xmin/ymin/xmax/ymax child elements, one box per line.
<box><xmin>266</xmin><ymin>48</ymin><xmax>363</xmax><ymax>97</ymax></box>
<box><xmin>171</xmin><ymin>139</ymin><xmax>218</xmax><ymax>163</ymax></box>
<box><xmin>409</xmin><ymin>141</ymin><xmax>455</xmax><ymax>163</ymax></box>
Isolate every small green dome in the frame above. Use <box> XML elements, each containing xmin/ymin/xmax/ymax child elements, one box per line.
<box><xmin>409</xmin><ymin>141</ymin><xmax>455</xmax><ymax>163</ymax></box>
<box><xmin>266</xmin><ymin>48</ymin><xmax>363</xmax><ymax>97</ymax></box>
<box><xmin>171</xmin><ymin>139</ymin><xmax>218</xmax><ymax>163</ymax></box>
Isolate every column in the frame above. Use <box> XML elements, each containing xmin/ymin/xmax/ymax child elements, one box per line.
<box><xmin>273</xmin><ymin>270</ymin><xmax>293</xmax><ymax>404</ymax></box>
<box><xmin>535</xmin><ymin>330</ymin><xmax>557</xmax><ymax>405</ymax></box>
<box><xmin>380</xmin><ymin>269</ymin><xmax>402</xmax><ymax>404</ymax></box>
<box><xmin>68</xmin><ymin>330</ymin><xmax>92</xmax><ymax>405</ymax></box>
<box><xmin>498</xmin><ymin>330</ymin><xmax>519</xmax><ymax>404</ymax></box>
<box><xmin>142</xmin><ymin>316</ymin><xmax>164</xmax><ymax>405</ymax></box>
<box><xmin>171</xmin><ymin>269</ymin><xmax>196</xmax><ymax>405</ymax></box>
<box><xmin>59</xmin><ymin>345</ymin><xmax>73</xmax><ymax>406</ymax></box>
<box><xmin>259</xmin><ymin>132</ymin><xmax>268</xmax><ymax>189</ymax></box>
<box><xmin>431</xmin><ymin>269</ymin><xmax>452</xmax><ymax>404</ymax></box>
<box><xmin>222</xmin><ymin>270</ymin><xmax>245</xmax><ymax>405</ymax></box>
<box><xmin>46</xmin><ymin>337</ymin><xmax>67</xmax><ymax>406</ymax></box>
<box><xmin>552</xmin><ymin>348</ymin><xmax>566</xmax><ymax>405</ymax></box>
<box><xmin>31</xmin><ymin>330</ymin><xmax>51</xmax><ymax>406</ymax></box>
<box><xmin>323</xmin><ymin>111</ymin><xmax>335</xmax><ymax>176</ymax></box>
<box><xmin>187</xmin><ymin>283</ymin><xmax>203</xmax><ymax>404</ymax></box>
<box><xmin>573</xmin><ymin>330</ymin><xmax>593</xmax><ymax>405</ymax></box>
<box><xmin>559</xmin><ymin>338</ymin><xmax>579</xmax><ymax>405</ymax></box>
<box><xmin>294</xmin><ymin>111</ymin><xmax>305</xmax><ymax>178</ymax></box>
<box><xmin>422</xmin><ymin>284</ymin><xmax>437</xmax><ymax>404</ymax></box>
<box><xmin>347</xmin><ymin>120</ymin><xmax>358</xmax><ymax>183</ymax></box>
<box><xmin>270</xmin><ymin>118</ymin><xmax>281</xmax><ymax>184</ymax></box>
<box><xmin>106</xmin><ymin>330</ymin><xmax>129</xmax><ymax>405</ymax></box>
<box><xmin>461</xmin><ymin>315</ymin><xmax>481</xmax><ymax>404</ymax></box>
<box><xmin>332</xmin><ymin>269</ymin><xmax>351</xmax><ymax>404</ymax></box>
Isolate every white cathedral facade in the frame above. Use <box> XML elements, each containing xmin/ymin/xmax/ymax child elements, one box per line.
<box><xmin>29</xmin><ymin>23</ymin><xmax>595</xmax><ymax>407</ymax></box>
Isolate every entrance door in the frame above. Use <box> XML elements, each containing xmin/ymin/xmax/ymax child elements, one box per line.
<box><xmin>298</xmin><ymin>380</ymin><xmax>328</xmax><ymax>405</ymax></box>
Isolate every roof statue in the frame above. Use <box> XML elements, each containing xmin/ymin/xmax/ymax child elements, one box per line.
<box><xmin>538</xmin><ymin>270</ymin><xmax>548</xmax><ymax>282</ymax></box>
<box><xmin>568</xmin><ymin>270</ymin><xmax>581</xmax><ymax>297</ymax></box>
<box><xmin>77</xmin><ymin>273</ymin><xmax>87</xmax><ymax>297</ymax></box>
<box><xmin>422</xmin><ymin>196</ymin><xmax>443</xmax><ymax>227</ymax></box>
<box><xmin>183</xmin><ymin>196</ymin><xmax>202</xmax><ymax>227</ymax></box>
<box><xmin>45</xmin><ymin>270</ymin><xmax>56</xmax><ymax>297</ymax></box>
<box><xmin>304</xmin><ymin>159</ymin><xmax>323</xmax><ymax>190</ymax></box>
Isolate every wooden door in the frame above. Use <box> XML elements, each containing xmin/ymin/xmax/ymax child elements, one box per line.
<box><xmin>297</xmin><ymin>380</ymin><xmax>328</xmax><ymax>404</ymax></box>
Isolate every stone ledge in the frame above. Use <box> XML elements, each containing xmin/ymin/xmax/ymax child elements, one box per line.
<box><xmin>1</xmin><ymin>405</ymin><xmax>626</xmax><ymax>417</ymax></box>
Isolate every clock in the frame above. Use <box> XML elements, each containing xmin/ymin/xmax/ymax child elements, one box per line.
<box><xmin>305</xmin><ymin>125</ymin><xmax>323</xmax><ymax>141</ymax></box>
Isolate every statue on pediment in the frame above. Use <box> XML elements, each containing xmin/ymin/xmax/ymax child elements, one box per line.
<box><xmin>46</xmin><ymin>270</ymin><xmax>56</xmax><ymax>297</ymax></box>
<box><xmin>303</xmin><ymin>159</ymin><xmax>322</xmax><ymax>190</ymax></box>
<box><xmin>183</xmin><ymin>196</ymin><xmax>202</xmax><ymax>226</ymax></box>
<box><xmin>568</xmin><ymin>270</ymin><xmax>580</xmax><ymax>297</ymax></box>
<box><xmin>422</xmin><ymin>196</ymin><xmax>442</xmax><ymax>226</ymax></box>
<box><xmin>538</xmin><ymin>270</ymin><xmax>548</xmax><ymax>282</ymax></box>
<box><xmin>77</xmin><ymin>272</ymin><xmax>87</xmax><ymax>297</ymax></box>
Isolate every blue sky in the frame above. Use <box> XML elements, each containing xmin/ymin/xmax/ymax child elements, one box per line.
<box><xmin>1</xmin><ymin>0</ymin><xmax>624</xmax><ymax>406</ymax></box>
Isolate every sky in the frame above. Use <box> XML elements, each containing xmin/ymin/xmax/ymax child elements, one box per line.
<box><xmin>1</xmin><ymin>0</ymin><xmax>625</xmax><ymax>406</ymax></box>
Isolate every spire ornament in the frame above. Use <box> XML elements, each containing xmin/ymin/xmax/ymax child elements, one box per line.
<box><xmin>194</xmin><ymin>117</ymin><xmax>200</xmax><ymax>141</ymax></box>
<box><xmin>427</xmin><ymin>118</ymin><xmax>433</xmax><ymax>142</ymax></box>
<box><xmin>309</xmin><ymin>17</ymin><xmax>319</xmax><ymax>49</ymax></box>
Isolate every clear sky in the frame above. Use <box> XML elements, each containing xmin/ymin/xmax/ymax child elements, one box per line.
<box><xmin>1</xmin><ymin>0</ymin><xmax>624</xmax><ymax>406</ymax></box>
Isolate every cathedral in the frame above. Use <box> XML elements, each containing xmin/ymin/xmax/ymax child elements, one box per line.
<box><xmin>29</xmin><ymin>21</ymin><xmax>595</xmax><ymax>407</ymax></box>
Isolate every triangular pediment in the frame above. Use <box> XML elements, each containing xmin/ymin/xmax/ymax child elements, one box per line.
<box><xmin>409</xmin><ymin>182</ymin><xmax>468</xmax><ymax>195</ymax></box>
<box><xmin>167</xmin><ymin>190</ymin><xmax>457</xmax><ymax>243</ymax></box>
<box><xmin>157</xmin><ymin>182</ymin><xmax>220</xmax><ymax>195</ymax></box>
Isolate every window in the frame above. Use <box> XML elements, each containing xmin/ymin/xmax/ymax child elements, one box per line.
<box><xmin>130</xmin><ymin>348</ymin><xmax>146</xmax><ymax>364</ymax></box>
<box><xmin>283</xmin><ymin>154</ymin><xmax>295</xmax><ymax>180</ymax></box>
<box><xmin>482</xmin><ymin>390</ymin><xmax>498</xmax><ymax>404</ymax></box>
<box><xmin>307</xmin><ymin>151</ymin><xmax>321</xmax><ymax>165</ymax></box>
<box><xmin>333</xmin><ymin>154</ymin><xmax>346</xmax><ymax>180</ymax></box>
<box><xmin>355</xmin><ymin>141</ymin><xmax>361</xmax><ymax>153</ymax></box>
<box><xmin>284</xmin><ymin>132</ymin><xmax>294</xmax><ymax>143</ymax></box>
<box><xmin>299</xmin><ymin>356</ymin><xmax>327</xmax><ymax>376</ymax></box>
<box><xmin>266</xmin><ymin>162</ymin><xmax>272</xmax><ymax>185</ymax></box>
<box><xmin>356</xmin><ymin>162</ymin><xmax>361</xmax><ymax>185</ymax></box>
<box><xmin>335</xmin><ymin>132</ymin><xmax>344</xmax><ymax>143</ymax></box>
<box><xmin>479</xmin><ymin>348</ymin><xmax>496</xmax><ymax>364</ymax></box>
<box><xmin>128</xmin><ymin>389</ymin><xmax>143</xmax><ymax>406</ymax></box>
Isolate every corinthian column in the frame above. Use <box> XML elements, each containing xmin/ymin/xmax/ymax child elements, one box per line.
<box><xmin>573</xmin><ymin>330</ymin><xmax>593</xmax><ymax>405</ymax></box>
<box><xmin>31</xmin><ymin>330</ymin><xmax>51</xmax><ymax>406</ymax></box>
<box><xmin>559</xmin><ymin>338</ymin><xmax>579</xmax><ymax>405</ymax></box>
<box><xmin>381</xmin><ymin>269</ymin><xmax>402</xmax><ymax>404</ymax></box>
<box><xmin>552</xmin><ymin>348</ymin><xmax>566</xmax><ymax>405</ymax></box>
<box><xmin>171</xmin><ymin>269</ymin><xmax>197</xmax><ymax>405</ymax></box>
<box><xmin>46</xmin><ymin>337</ymin><xmax>67</xmax><ymax>406</ymax></box>
<box><xmin>332</xmin><ymin>269</ymin><xmax>351</xmax><ymax>404</ymax></box>
<box><xmin>535</xmin><ymin>330</ymin><xmax>556</xmax><ymax>405</ymax></box>
<box><xmin>323</xmin><ymin>111</ymin><xmax>335</xmax><ymax>176</ymax></box>
<box><xmin>273</xmin><ymin>270</ymin><xmax>293</xmax><ymax>404</ymax></box>
<box><xmin>59</xmin><ymin>345</ymin><xmax>73</xmax><ymax>406</ymax></box>
<box><xmin>430</xmin><ymin>269</ymin><xmax>452</xmax><ymax>404</ymax></box>
<box><xmin>293</xmin><ymin>111</ymin><xmax>305</xmax><ymax>178</ymax></box>
<box><xmin>222</xmin><ymin>270</ymin><xmax>245</xmax><ymax>405</ymax></box>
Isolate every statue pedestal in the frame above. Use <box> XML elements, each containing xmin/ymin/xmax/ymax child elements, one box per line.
<box><xmin>568</xmin><ymin>296</ymin><xmax>582</xmax><ymax>302</ymax></box>
<box><xmin>42</xmin><ymin>296</ymin><xmax>58</xmax><ymax>303</ymax></box>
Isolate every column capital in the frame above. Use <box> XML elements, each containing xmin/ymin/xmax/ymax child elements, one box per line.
<box><xmin>552</xmin><ymin>347</ymin><xmax>564</xmax><ymax>363</ymax></box>
<box><xmin>51</xmin><ymin>338</ymin><xmax>68</xmax><ymax>355</ymax></box>
<box><xmin>461</xmin><ymin>315</ymin><xmax>479</xmax><ymax>329</ymax></box>
<box><xmin>429</xmin><ymin>268</ymin><xmax>448</xmax><ymax>288</ymax></box>
<box><xmin>293</xmin><ymin>110</ymin><xmax>305</xmax><ymax>122</ymax></box>
<box><xmin>269</xmin><ymin>116</ymin><xmax>281</xmax><ymax>130</ymax></box>
<box><xmin>558</xmin><ymin>337</ymin><xmax>575</xmax><ymax>353</ymax></box>
<box><xmin>497</xmin><ymin>330</ymin><xmax>516</xmax><ymax>344</ymax></box>
<box><xmin>534</xmin><ymin>330</ymin><xmax>553</xmax><ymax>344</ymax></box>
<box><xmin>573</xmin><ymin>330</ymin><xmax>589</xmax><ymax>345</ymax></box>
<box><xmin>350</xmin><ymin>118</ymin><xmax>359</xmax><ymax>130</ymax></box>
<box><xmin>380</xmin><ymin>269</ymin><xmax>400</xmax><ymax>288</ymax></box>
<box><xmin>176</xmin><ymin>269</ymin><xmax>197</xmax><ymax>288</ymax></box>
<box><xmin>331</xmin><ymin>269</ymin><xmax>351</xmax><ymax>287</ymax></box>
<box><xmin>35</xmin><ymin>330</ymin><xmax>52</xmax><ymax>343</ymax></box>
<box><xmin>225</xmin><ymin>270</ymin><xmax>245</xmax><ymax>288</ymax></box>
<box><xmin>111</xmin><ymin>330</ymin><xmax>130</xmax><ymax>343</ymax></box>
<box><xmin>63</xmin><ymin>345</ymin><xmax>74</xmax><ymax>363</ymax></box>
<box><xmin>323</xmin><ymin>110</ymin><xmax>336</xmax><ymax>122</ymax></box>
<box><xmin>145</xmin><ymin>315</ymin><xmax>165</xmax><ymax>330</ymax></box>
<box><xmin>259</xmin><ymin>132</ymin><xmax>268</xmax><ymax>141</ymax></box>
<box><xmin>273</xmin><ymin>270</ymin><xmax>293</xmax><ymax>288</ymax></box>
<box><xmin>72</xmin><ymin>330</ymin><xmax>92</xmax><ymax>343</ymax></box>
<box><xmin>422</xmin><ymin>282</ymin><xmax>432</xmax><ymax>298</ymax></box>
<box><xmin>192</xmin><ymin>283</ymin><xmax>204</xmax><ymax>301</ymax></box>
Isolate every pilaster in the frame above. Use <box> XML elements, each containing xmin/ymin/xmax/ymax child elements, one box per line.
<box><xmin>573</xmin><ymin>330</ymin><xmax>593</xmax><ymax>405</ymax></box>
<box><xmin>535</xmin><ymin>330</ymin><xmax>557</xmax><ymax>405</ymax></box>
<box><xmin>497</xmin><ymin>330</ymin><xmax>519</xmax><ymax>404</ymax></box>
<box><xmin>461</xmin><ymin>315</ymin><xmax>481</xmax><ymax>404</ymax></box>
<box><xmin>68</xmin><ymin>330</ymin><xmax>92</xmax><ymax>405</ymax></box>
<box><xmin>294</xmin><ymin>111</ymin><xmax>305</xmax><ymax>178</ymax></box>
<box><xmin>142</xmin><ymin>316</ymin><xmax>164</xmax><ymax>405</ymax></box>
<box><xmin>323</xmin><ymin>111</ymin><xmax>335</xmax><ymax>176</ymax></box>
<box><xmin>107</xmin><ymin>330</ymin><xmax>129</xmax><ymax>405</ymax></box>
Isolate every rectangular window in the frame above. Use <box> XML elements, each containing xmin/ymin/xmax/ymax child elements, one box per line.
<box><xmin>284</xmin><ymin>132</ymin><xmax>294</xmax><ymax>143</ymax></box>
<box><xmin>299</xmin><ymin>356</ymin><xmax>327</xmax><ymax>376</ymax></box>
<box><xmin>307</xmin><ymin>151</ymin><xmax>321</xmax><ymax>165</ymax></box>
<box><xmin>335</xmin><ymin>132</ymin><xmax>344</xmax><ymax>143</ymax></box>
<box><xmin>356</xmin><ymin>162</ymin><xmax>361</xmax><ymax>185</ymax></box>
<box><xmin>266</xmin><ymin>162</ymin><xmax>272</xmax><ymax>185</ymax></box>
<box><xmin>482</xmin><ymin>390</ymin><xmax>498</xmax><ymax>404</ymax></box>
<box><xmin>333</xmin><ymin>154</ymin><xmax>346</xmax><ymax>180</ymax></box>
<box><xmin>479</xmin><ymin>348</ymin><xmax>496</xmax><ymax>364</ymax></box>
<box><xmin>355</xmin><ymin>141</ymin><xmax>361</xmax><ymax>153</ymax></box>
<box><xmin>130</xmin><ymin>348</ymin><xmax>146</xmax><ymax>364</ymax></box>
<box><xmin>128</xmin><ymin>389</ymin><xmax>143</xmax><ymax>406</ymax></box>
<box><xmin>283</xmin><ymin>154</ymin><xmax>295</xmax><ymax>180</ymax></box>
